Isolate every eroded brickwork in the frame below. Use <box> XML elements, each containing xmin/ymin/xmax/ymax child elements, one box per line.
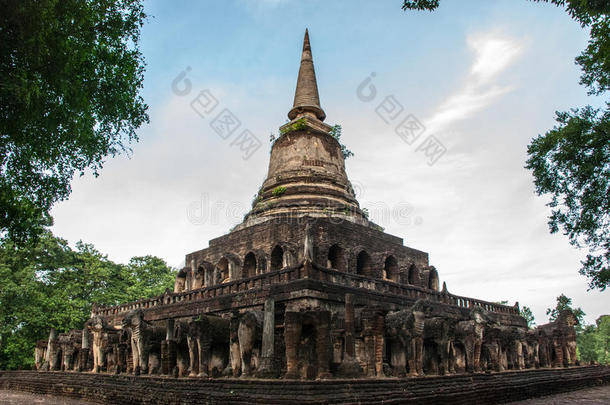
<box><xmin>4</xmin><ymin>367</ymin><xmax>609</xmax><ymax>404</ymax></box>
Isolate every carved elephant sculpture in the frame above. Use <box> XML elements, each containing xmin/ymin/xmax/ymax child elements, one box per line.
<box><xmin>122</xmin><ymin>309</ymin><xmax>165</xmax><ymax>375</ymax></box>
<box><xmin>482</xmin><ymin>325</ymin><xmax>503</xmax><ymax>372</ymax></box>
<box><xmin>179</xmin><ymin>315</ymin><xmax>230</xmax><ymax>377</ymax></box>
<box><xmin>535</xmin><ymin>310</ymin><xmax>578</xmax><ymax>368</ymax></box>
<box><xmin>58</xmin><ymin>330</ymin><xmax>82</xmax><ymax>371</ymax></box>
<box><xmin>523</xmin><ymin>329</ymin><xmax>540</xmax><ymax>369</ymax></box>
<box><xmin>481</xmin><ymin>324</ymin><xmax>528</xmax><ymax>371</ymax></box>
<box><xmin>228</xmin><ymin>314</ymin><xmax>241</xmax><ymax>377</ymax></box>
<box><xmin>423</xmin><ymin>316</ymin><xmax>457</xmax><ymax>375</ymax></box>
<box><xmin>454</xmin><ymin>306</ymin><xmax>486</xmax><ymax>373</ymax></box>
<box><xmin>507</xmin><ymin>327</ymin><xmax>527</xmax><ymax>370</ymax></box>
<box><xmin>385</xmin><ymin>301</ymin><xmax>425</xmax><ymax>376</ymax></box>
<box><xmin>86</xmin><ymin>315</ymin><xmax>120</xmax><ymax>373</ymax></box>
<box><xmin>554</xmin><ymin>310</ymin><xmax>578</xmax><ymax>367</ymax></box>
<box><xmin>236</xmin><ymin>310</ymin><xmax>263</xmax><ymax>377</ymax></box>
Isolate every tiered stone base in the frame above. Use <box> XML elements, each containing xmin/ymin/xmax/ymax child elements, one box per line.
<box><xmin>1</xmin><ymin>367</ymin><xmax>608</xmax><ymax>404</ymax></box>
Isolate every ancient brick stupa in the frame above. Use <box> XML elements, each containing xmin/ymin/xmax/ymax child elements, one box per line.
<box><xmin>37</xmin><ymin>30</ymin><xmax>577</xmax><ymax>381</ymax></box>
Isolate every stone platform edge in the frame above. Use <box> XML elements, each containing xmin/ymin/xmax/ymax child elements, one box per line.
<box><xmin>0</xmin><ymin>366</ymin><xmax>609</xmax><ymax>405</ymax></box>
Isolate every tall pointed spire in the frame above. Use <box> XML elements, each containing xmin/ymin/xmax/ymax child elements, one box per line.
<box><xmin>288</xmin><ymin>29</ymin><xmax>326</xmax><ymax>122</ymax></box>
<box><xmin>236</xmin><ymin>30</ymin><xmax>367</xmax><ymax>232</ymax></box>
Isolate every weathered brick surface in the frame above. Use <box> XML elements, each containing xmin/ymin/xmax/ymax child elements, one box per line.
<box><xmin>2</xmin><ymin>366</ymin><xmax>608</xmax><ymax>405</ymax></box>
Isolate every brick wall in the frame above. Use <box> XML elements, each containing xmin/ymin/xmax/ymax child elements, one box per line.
<box><xmin>1</xmin><ymin>366</ymin><xmax>608</xmax><ymax>404</ymax></box>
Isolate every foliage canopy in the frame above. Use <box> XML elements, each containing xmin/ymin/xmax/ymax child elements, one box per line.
<box><xmin>0</xmin><ymin>0</ymin><xmax>149</xmax><ymax>244</ymax></box>
<box><xmin>0</xmin><ymin>231</ymin><xmax>175</xmax><ymax>369</ymax></box>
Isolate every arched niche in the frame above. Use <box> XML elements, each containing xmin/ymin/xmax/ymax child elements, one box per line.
<box><xmin>242</xmin><ymin>252</ymin><xmax>257</xmax><ymax>279</ymax></box>
<box><xmin>271</xmin><ymin>245</ymin><xmax>284</xmax><ymax>271</ymax></box>
<box><xmin>195</xmin><ymin>261</ymin><xmax>215</xmax><ymax>288</ymax></box>
<box><xmin>216</xmin><ymin>257</ymin><xmax>230</xmax><ymax>283</ymax></box>
<box><xmin>384</xmin><ymin>255</ymin><xmax>399</xmax><ymax>283</ymax></box>
<box><xmin>356</xmin><ymin>250</ymin><xmax>373</xmax><ymax>277</ymax></box>
<box><xmin>327</xmin><ymin>244</ymin><xmax>346</xmax><ymax>272</ymax></box>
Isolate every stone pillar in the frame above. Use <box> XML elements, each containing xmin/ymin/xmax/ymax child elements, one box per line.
<box><xmin>315</xmin><ymin>310</ymin><xmax>332</xmax><ymax>379</ymax></box>
<box><xmin>337</xmin><ymin>294</ymin><xmax>362</xmax><ymax>377</ymax></box>
<box><xmin>390</xmin><ymin>340</ymin><xmax>407</xmax><ymax>376</ymax></box>
<box><xmin>161</xmin><ymin>340</ymin><xmax>177</xmax><ymax>375</ymax></box>
<box><xmin>284</xmin><ymin>251</ymin><xmax>295</xmax><ymax>267</ymax></box>
<box><xmin>229</xmin><ymin>261</ymin><xmax>237</xmax><ymax>281</ymax></box>
<box><xmin>284</xmin><ymin>311</ymin><xmax>302</xmax><ymax>379</ymax></box>
<box><xmin>186</xmin><ymin>258</ymin><xmax>195</xmax><ymax>290</ymax></box>
<box><xmin>361</xmin><ymin>309</ymin><xmax>383</xmax><ymax>377</ymax></box>
<box><xmin>166</xmin><ymin>319</ymin><xmax>175</xmax><ymax>341</ymax></box>
<box><xmin>204</xmin><ymin>267</ymin><xmax>214</xmax><ymax>288</ymax></box>
<box><xmin>198</xmin><ymin>336</ymin><xmax>212</xmax><ymax>377</ymax></box>
<box><xmin>81</xmin><ymin>329</ymin><xmax>89</xmax><ymax>349</ymax></box>
<box><xmin>161</xmin><ymin>319</ymin><xmax>176</xmax><ymax>375</ymax></box>
<box><xmin>79</xmin><ymin>329</ymin><xmax>90</xmax><ymax>372</ymax></box>
<box><xmin>118</xmin><ymin>342</ymin><xmax>128</xmax><ymax>374</ymax></box>
<box><xmin>257</xmin><ymin>298</ymin><xmax>276</xmax><ymax>377</ymax></box>
<box><xmin>344</xmin><ymin>294</ymin><xmax>355</xmax><ymax>359</ymax></box>
<box><xmin>363</xmin><ymin>334</ymin><xmax>375</xmax><ymax>376</ymax></box>
<box><xmin>42</xmin><ymin>328</ymin><xmax>58</xmax><ymax>371</ymax></box>
<box><xmin>373</xmin><ymin>312</ymin><xmax>385</xmax><ymax>377</ymax></box>
<box><xmin>229</xmin><ymin>315</ymin><xmax>241</xmax><ymax>377</ymax></box>
<box><xmin>187</xmin><ymin>336</ymin><xmax>198</xmax><ymax>376</ymax></box>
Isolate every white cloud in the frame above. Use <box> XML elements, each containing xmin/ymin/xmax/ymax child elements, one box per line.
<box><xmin>469</xmin><ymin>33</ymin><xmax>523</xmax><ymax>84</ymax></box>
<box><xmin>425</xmin><ymin>83</ymin><xmax>511</xmax><ymax>134</ymax></box>
<box><xmin>425</xmin><ymin>31</ymin><xmax>524</xmax><ymax>134</ymax></box>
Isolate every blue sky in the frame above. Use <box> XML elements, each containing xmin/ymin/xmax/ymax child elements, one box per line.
<box><xmin>51</xmin><ymin>1</ymin><xmax>607</xmax><ymax>324</ymax></box>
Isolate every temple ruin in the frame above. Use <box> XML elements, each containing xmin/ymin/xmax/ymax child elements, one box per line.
<box><xmin>35</xmin><ymin>30</ymin><xmax>579</xmax><ymax>381</ymax></box>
